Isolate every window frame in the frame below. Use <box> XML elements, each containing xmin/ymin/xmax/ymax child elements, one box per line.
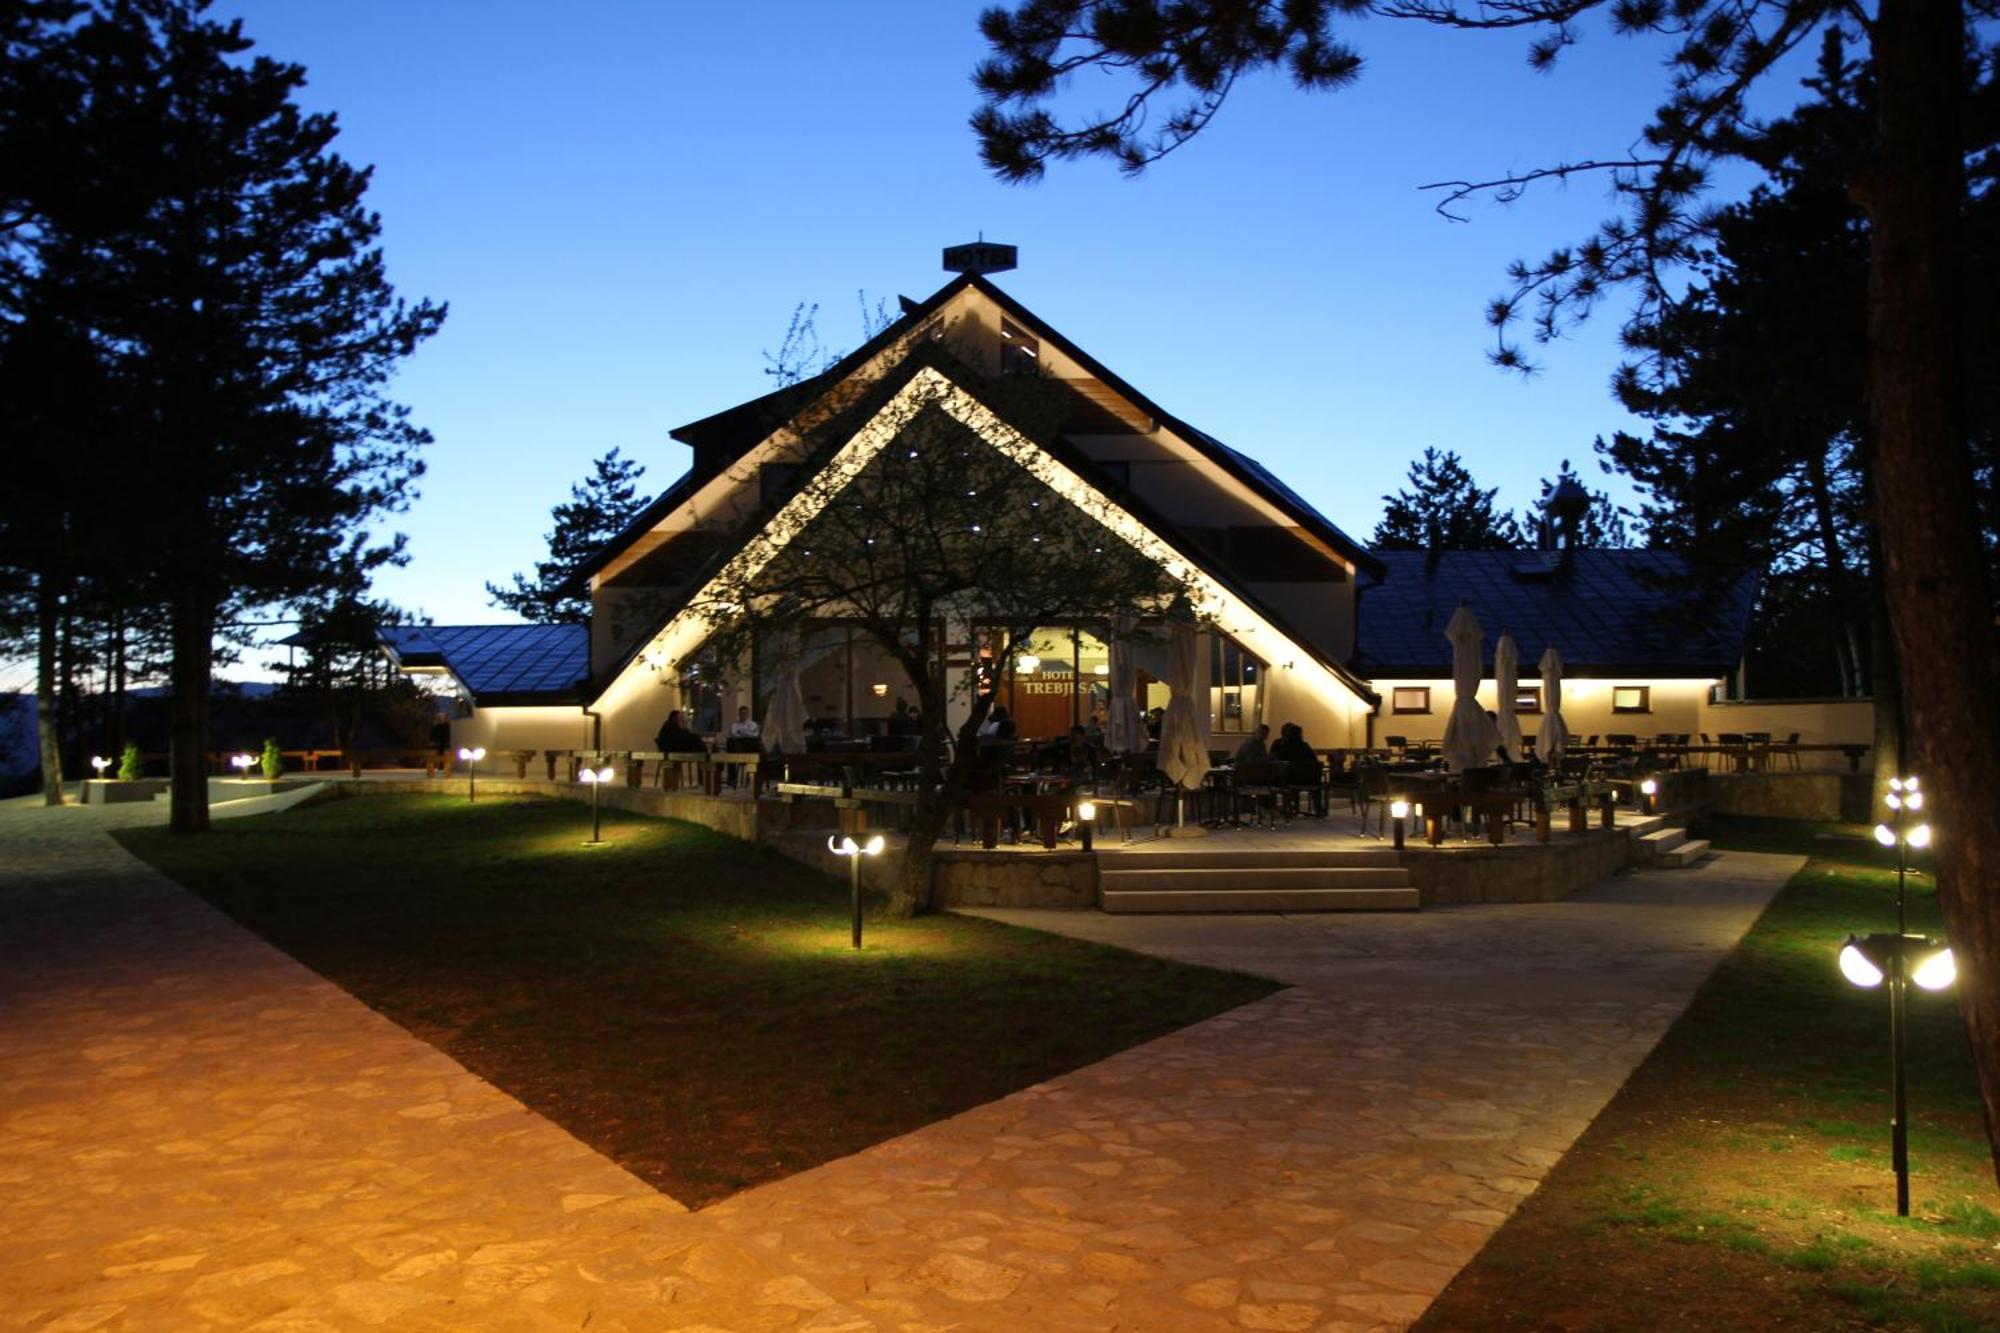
<box><xmin>1391</xmin><ymin>686</ymin><xmax>1432</xmax><ymax>715</ymax></box>
<box><xmin>1512</xmin><ymin>685</ymin><xmax>1543</xmax><ymax>715</ymax></box>
<box><xmin>1611</xmin><ymin>685</ymin><xmax>1653</xmax><ymax>715</ymax></box>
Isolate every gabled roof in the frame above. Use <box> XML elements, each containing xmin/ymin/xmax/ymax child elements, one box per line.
<box><xmin>586</xmin><ymin>346</ymin><xmax>1379</xmax><ymax>710</ymax></box>
<box><xmin>379</xmin><ymin>624</ymin><xmax>588</xmax><ymax>705</ymax></box>
<box><xmin>568</xmin><ymin>273</ymin><xmax>1381</xmax><ymax>590</ymax></box>
<box><xmin>1356</xmin><ymin>550</ymin><xmax>1754</xmax><ymax>677</ymax></box>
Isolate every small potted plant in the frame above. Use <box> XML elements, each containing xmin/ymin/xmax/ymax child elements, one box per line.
<box><xmin>117</xmin><ymin>742</ymin><xmax>142</xmax><ymax>782</ymax></box>
<box><xmin>260</xmin><ymin>737</ymin><xmax>283</xmax><ymax>780</ymax></box>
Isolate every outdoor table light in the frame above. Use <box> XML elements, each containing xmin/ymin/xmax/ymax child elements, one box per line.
<box><xmin>828</xmin><ymin>832</ymin><xmax>885</xmax><ymax>949</ymax></box>
<box><xmin>1389</xmin><ymin>799</ymin><xmax>1410</xmax><ymax>850</ymax></box>
<box><xmin>1076</xmin><ymin>799</ymin><xmax>1096</xmax><ymax>851</ymax></box>
<box><xmin>578</xmin><ymin>763</ymin><xmax>615</xmax><ymax>844</ymax></box>
<box><xmin>457</xmin><ymin>746</ymin><xmax>486</xmax><ymax>802</ymax></box>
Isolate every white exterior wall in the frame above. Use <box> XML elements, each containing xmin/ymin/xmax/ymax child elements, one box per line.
<box><xmin>1370</xmin><ymin>676</ymin><xmax>1718</xmax><ymax>746</ymax></box>
<box><xmin>451</xmin><ymin>705</ymin><xmax>594</xmax><ymax>757</ymax></box>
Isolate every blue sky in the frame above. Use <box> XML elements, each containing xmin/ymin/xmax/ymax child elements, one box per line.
<box><xmin>211</xmin><ymin>1</ymin><xmax>1804</xmax><ymax>631</ymax></box>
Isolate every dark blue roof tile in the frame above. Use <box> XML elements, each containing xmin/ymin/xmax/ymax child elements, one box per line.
<box><xmin>1356</xmin><ymin>551</ymin><xmax>1754</xmax><ymax>676</ymax></box>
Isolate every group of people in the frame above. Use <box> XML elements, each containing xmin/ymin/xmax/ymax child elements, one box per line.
<box><xmin>1232</xmin><ymin>721</ymin><xmax>1328</xmax><ymax>814</ymax></box>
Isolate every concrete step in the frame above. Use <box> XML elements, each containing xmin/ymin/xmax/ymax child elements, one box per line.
<box><xmin>1101</xmin><ymin>885</ymin><xmax>1421</xmax><ymax>913</ymax></box>
<box><xmin>1624</xmin><ymin>814</ymin><xmax>1669</xmax><ymax>837</ymax></box>
<box><xmin>1100</xmin><ymin>866</ymin><xmax>1412</xmax><ymax>892</ymax></box>
<box><xmin>1096</xmin><ymin>848</ymin><xmax>1401</xmax><ymax>871</ymax></box>
<box><xmin>1638</xmin><ymin>827</ymin><xmax>1688</xmax><ymax>856</ymax></box>
<box><xmin>1656</xmin><ymin>837</ymin><xmax>1712</xmax><ymax>868</ymax></box>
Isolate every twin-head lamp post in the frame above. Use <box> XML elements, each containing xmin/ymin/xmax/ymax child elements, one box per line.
<box><xmin>1840</xmin><ymin>774</ymin><xmax>1952</xmax><ymax>1218</ymax></box>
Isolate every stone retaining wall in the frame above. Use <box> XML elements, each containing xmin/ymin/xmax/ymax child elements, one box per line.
<box><xmin>1404</xmin><ymin>827</ymin><xmax>1634</xmax><ymax>905</ymax></box>
<box><xmin>314</xmin><ymin>779</ymin><xmax>759</xmax><ymax>841</ymax></box>
<box><xmin>932</xmin><ymin>851</ymin><xmax>1098</xmax><ymax>909</ymax></box>
<box><xmin>1701</xmin><ymin>771</ymin><xmax>1870</xmax><ymax>822</ymax></box>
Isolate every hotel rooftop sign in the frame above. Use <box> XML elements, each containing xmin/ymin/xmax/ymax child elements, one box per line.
<box><xmin>943</xmin><ymin>241</ymin><xmax>1017</xmax><ymax>275</ymax></box>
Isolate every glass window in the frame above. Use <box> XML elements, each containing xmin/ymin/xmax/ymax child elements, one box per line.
<box><xmin>1392</xmin><ymin>687</ymin><xmax>1431</xmax><ymax>715</ymax></box>
<box><xmin>1612</xmin><ymin>685</ymin><xmax>1652</xmax><ymax>714</ymax></box>
<box><xmin>1513</xmin><ymin>685</ymin><xmax>1542</xmax><ymax>714</ymax></box>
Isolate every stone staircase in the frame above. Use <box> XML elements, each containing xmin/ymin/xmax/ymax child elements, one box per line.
<box><xmin>1096</xmin><ymin>847</ymin><xmax>1419</xmax><ymax>913</ymax></box>
<box><xmin>1635</xmin><ymin>822</ymin><xmax>1712</xmax><ymax>868</ymax></box>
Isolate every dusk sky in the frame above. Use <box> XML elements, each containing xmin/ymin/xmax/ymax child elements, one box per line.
<box><xmin>211</xmin><ymin>1</ymin><xmax>1803</xmax><ymax>640</ymax></box>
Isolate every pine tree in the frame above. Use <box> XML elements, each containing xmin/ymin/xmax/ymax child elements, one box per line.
<box><xmin>1370</xmin><ymin>448</ymin><xmax>1522</xmax><ymax>551</ymax></box>
<box><xmin>487</xmin><ymin>449</ymin><xmax>651</xmax><ymax>623</ymax></box>
<box><xmin>0</xmin><ymin>2</ymin><xmax>444</xmax><ymax>832</ymax></box>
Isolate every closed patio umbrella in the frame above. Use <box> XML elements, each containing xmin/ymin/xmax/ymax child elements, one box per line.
<box><xmin>1494</xmin><ymin>633</ymin><xmax>1524</xmax><ymax>762</ymax></box>
<box><xmin>761</xmin><ymin>634</ymin><xmax>808</xmax><ymax>756</ymax></box>
<box><xmin>1441</xmin><ymin>603</ymin><xmax>1501</xmax><ymax>772</ymax></box>
<box><xmin>1106</xmin><ymin>611</ymin><xmax>1142</xmax><ymax>754</ymax></box>
<box><xmin>1157</xmin><ymin>619</ymin><xmax>1210</xmax><ymax>791</ymax></box>
<box><xmin>1537</xmin><ymin>645</ymin><xmax>1571</xmax><ymax>763</ymax></box>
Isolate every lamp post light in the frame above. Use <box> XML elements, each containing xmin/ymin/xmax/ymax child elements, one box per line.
<box><xmin>1639</xmin><ymin>776</ymin><xmax>1659</xmax><ymax>815</ymax></box>
<box><xmin>828</xmin><ymin>832</ymin><xmax>886</xmax><ymax>949</ymax></box>
<box><xmin>230</xmin><ymin>752</ymin><xmax>256</xmax><ymax>777</ymax></box>
<box><xmin>1838</xmin><ymin>930</ymin><xmax>1957</xmax><ymax>1217</ymax></box>
<box><xmin>1389</xmin><ymin>799</ymin><xmax>1410</xmax><ymax>851</ymax></box>
<box><xmin>457</xmin><ymin>746</ymin><xmax>486</xmax><ymax>803</ymax></box>
<box><xmin>1076</xmin><ymin>798</ymin><xmax>1096</xmax><ymax>852</ymax></box>
<box><xmin>578</xmin><ymin>763</ymin><xmax>615</xmax><ymax>844</ymax></box>
<box><xmin>1841</xmin><ymin>774</ymin><xmax>1947</xmax><ymax>1218</ymax></box>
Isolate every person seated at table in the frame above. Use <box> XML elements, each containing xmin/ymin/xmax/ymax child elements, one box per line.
<box><xmin>723</xmin><ymin>705</ymin><xmax>760</xmax><ymax>786</ymax></box>
<box><xmin>1145</xmin><ymin>706</ymin><xmax>1165</xmax><ymax>740</ymax></box>
<box><xmin>888</xmin><ymin>698</ymin><xmax>921</xmax><ymax>736</ymax></box>
<box><xmin>654</xmin><ymin>709</ymin><xmax>705</xmax><ymax>754</ymax></box>
<box><xmin>1271</xmin><ymin>722</ymin><xmax>1326</xmax><ymax>815</ymax></box>
<box><xmin>977</xmin><ymin>704</ymin><xmax>1017</xmax><ymax>742</ymax></box>
<box><xmin>1042</xmin><ymin>724</ymin><xmax>1099</xmax><ymax>781</ymax></box>
<box><xmin>1234</xmin><ymin>723</ymin><xmax>1271</xmax><ymax>765</ymax></box>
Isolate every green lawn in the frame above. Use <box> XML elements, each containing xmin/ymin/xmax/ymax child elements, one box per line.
<box><xmin>118</xmin><ymin>793</ymin><xmax>1278</xmax><ymax>1205</ymax></box>
<box><xmin>1416</xmin><ymin>815</ymin><xmax>2000</xmax><ymax>1332</ymax></box>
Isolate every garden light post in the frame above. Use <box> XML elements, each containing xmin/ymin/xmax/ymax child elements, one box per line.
<box><xmin>1076</xmin><ymin>798</ymin><xmax>1096</xmax><ymax>852</ymax></box>
<box><xmin>457</xmin><ymin>746</ymin><xmax>485</xmax><ymax>802</ymax></box>
<box><xmin>1639</xmin><ymin>776</ymin><xmax>1658</xmax><ymax>815</ymax></box>
<box><xmin>578</xmin><ymin>763</ymin><xmax>614</xmax><ymax>844</ymax></box>
<box><xmin>85</xmin><ymin>755</ymin><xmax>109</xmax><ymax>802</ymax></box>
<box><xmin>1841</xmin><ymin>776</ymin><xmax>1948</xmax><ymax>1218</ymax></box>
<box><xmin>230</xmin><ymin>752</ymin><xmax>255</xmax><ymax>777</ymax></box>
<box><xmin>828</xmin><ymin>833</ymin><xmax>885</xmax><ymax>949</ymax></box>
<box><xmin>1390</xmin><ymin>799</ymin><xmax>1409</xmax><ymax>851</ymax></box>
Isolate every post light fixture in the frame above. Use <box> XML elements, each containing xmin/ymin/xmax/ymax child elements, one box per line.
<box><xmin>1389</xmin><ymin>798</ymin><xmax>1410</xmax><ymax>850</ymax></box>
<box><xmin>230</xmin><ymin>752</ymin><xmax>256</xmax><ymax>775</ymax></box>
<box><xmin>828</xmin><ymin>832</ymin><xmax>886</xmax><ymax>948</ymax></box>
<box><xmin>578</xmin><ymin>763</ymin><xmax>615</xmax><ymax>844</ymax></box>
<box><xmin>1838</xmin><ymin>931</ymin><xmax>1957</xmax><ymax>1217</ymax></box>
<box><xmin>1840</xmin><ymin>773</ymin><xmax>1949</xmax><ymax>1218</ymax></box>
<box><xmin>1076</xmin><ymin>799</ymin><xmax>1096</xmax><ymax>851</ymax></box>
<box><xmin>90</xmin><ymin>755</ymin><xmax>110</xmax><ymax>775</ymax></box>
<box><xmin>457</xmin><ymin>745</ymin><xmax>486</xmax><ymax>803</ymax></box>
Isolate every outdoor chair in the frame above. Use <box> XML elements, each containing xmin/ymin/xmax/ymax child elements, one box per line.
<box><xmin>1229</xmin><ymin>760</ymin><xmax>1286</xmax><ymax>828</ymax></box>
<box><xmin>1355</xmin><ymin>762</ymin><xmax>1392</xmax><ymax>838</ymax></box>
<box><xmin>1777</xmin><ymin>732</ymin><xmax>1802</xmax><ymax>770</ymax></box>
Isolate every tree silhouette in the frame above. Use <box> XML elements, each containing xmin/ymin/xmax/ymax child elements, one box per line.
<box><xmin>1370</xmin><ymin>448</ymin><xmax>1523</xmax><ymax>550</ymax></box>
<box><xmin>972</xmin><ymin>0</ymin><xmax>2000</xmax><ymax>1182</ymax></box>
<box><xmin>1</xmin><ymin>1</ymin><xmax>443</xmax><ymax>832</ymax></box>
<box><xmin>488</xmin><ymin>449</ymin><xmax>651</xmax><ymax>623</ymax></box>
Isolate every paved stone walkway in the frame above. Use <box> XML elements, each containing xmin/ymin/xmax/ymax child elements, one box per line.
<box><xmin>0</xmin><ymin>799</ymin><xmax>1798</xmax><ymax>1331</ymax></box>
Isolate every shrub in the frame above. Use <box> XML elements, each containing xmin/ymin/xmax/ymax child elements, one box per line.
<box><xmin>260</xmin><ymin>737</ymin><xmax>283</xmax><ymax>780</ymax></box>
<box><xmin>118</xmin><ymin>742</ymin><xmax>142</xmax><ymax>782</ymax></box>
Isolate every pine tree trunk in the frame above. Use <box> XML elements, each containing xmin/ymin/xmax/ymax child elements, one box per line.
<box><xmin>889</xmin><ymin>801</ymin><xmax>948</xmax><ymax>917</ymax></box>
<box><xmin>1864</xmin><ymin>0</ymin><xmax>2000</xmax><ymax>1179</ymax></box>
<box><xmin>167</xmin><ymin>596</ymin><xmax>213</xmax><ymax>834</ymax></box>
<box><xmin>35</xmin><ymin>579</ymin><xmax>65</xmax><ymax>807</ymax></box>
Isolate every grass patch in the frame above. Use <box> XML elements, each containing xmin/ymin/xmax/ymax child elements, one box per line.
<box><xmin>1416</xmin><ymin>814</ymin><xmax>2000</xmax><ymax>1332</ymax></box>
<box><xmin>117</xmin><ymin>794</ymin><xmax>1278</xmax><ymax>1205</ymax></box>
